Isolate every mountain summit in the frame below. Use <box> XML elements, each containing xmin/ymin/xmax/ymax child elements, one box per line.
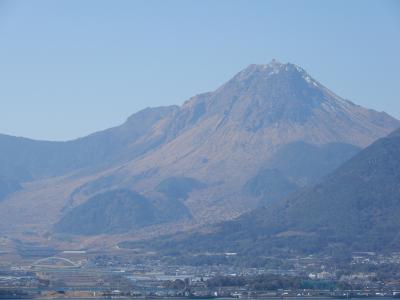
<box><xmin>0</xmin><ymin>62</ymin><xmax>398</xmax><ymax>241</ymax></box>
<box><xmin>175</xmin><ymin>60</ymin><xmax>397</xmax><ymax>145</ymax></box>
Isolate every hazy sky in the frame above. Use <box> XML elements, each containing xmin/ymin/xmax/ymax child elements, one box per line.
<box><xmin>1</xmin><ymin>0</ymin><xmax>399</xmax><ymax>141</ymax></box>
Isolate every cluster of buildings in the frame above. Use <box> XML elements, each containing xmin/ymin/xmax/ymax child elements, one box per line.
<box><xmin>0</xmin><ymin>250</ymin><xmax>400</xmax><ymax>298</ymax></box>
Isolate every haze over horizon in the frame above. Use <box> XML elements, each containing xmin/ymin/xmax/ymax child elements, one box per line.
<box><xmin>0</xmin><ymin>0</ymin><xmax>399</xmax><ymax>141</ymax></box>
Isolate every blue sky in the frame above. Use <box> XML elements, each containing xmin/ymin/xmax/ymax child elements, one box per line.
<box><xmin>0</xmin><ymin>0</ymin><xmax>399</xmax><ymax>141</ymax></box>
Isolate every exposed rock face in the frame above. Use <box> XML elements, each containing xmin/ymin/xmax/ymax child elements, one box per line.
<box><xmin>0</xmin><ymin>61</ymin><xmax>398</xmax><ymax>239</ymax></box>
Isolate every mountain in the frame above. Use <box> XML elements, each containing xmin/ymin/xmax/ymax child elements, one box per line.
<box><xmin>79</xmin><ymin>61</ymin><xmax>396</xmax><ymax>230</ymax></box>
<box><xmin>0</xmin><ymin>60</ymin><xmax>398</xmax><ymax>241</ymax></box>
<box><xmin>137</xmin><ymin>127</ymin><xmax>400</xmax><ymax>256</ymax></box>
<box><xmin>0</xmin><ymin>105</ymin><xmax>178</xmax><ymax>182</ymax></box>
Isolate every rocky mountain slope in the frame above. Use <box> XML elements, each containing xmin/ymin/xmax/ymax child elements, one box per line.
<box><xmin>136</xmin><ymin>127</ymin><xmax>400</xmax><ymax>256</ymax></box>
<box><xmin>0</xmin><ymin>60</ymin><xmax>398</xmax><ymax>239</ymax></box>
